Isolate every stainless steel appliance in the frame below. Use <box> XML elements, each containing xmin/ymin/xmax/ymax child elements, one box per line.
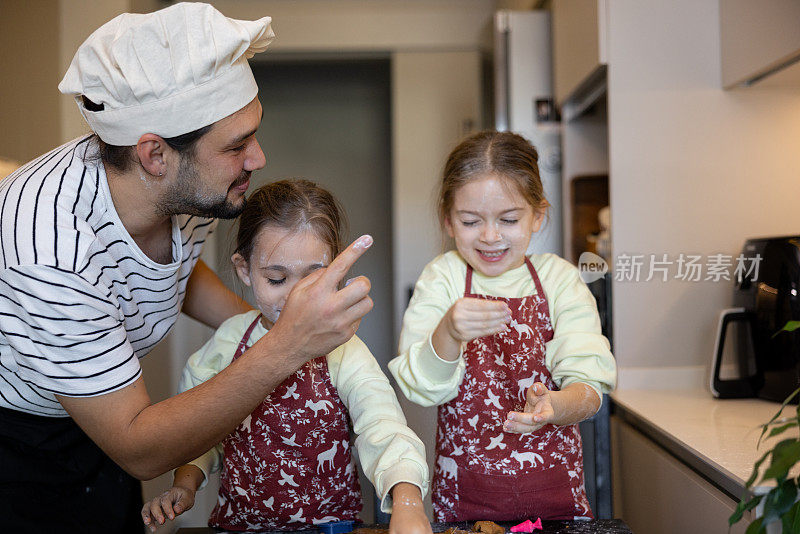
<box><xmin>711</xmin><ymin>236</ymin><xmax>800</xmax><ymax>402</ymax></box>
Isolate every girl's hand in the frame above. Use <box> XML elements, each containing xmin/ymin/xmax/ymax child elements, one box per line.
<box><xmin>445</xmin><ymin>297</ymin><xmax>511</xmax><ymax>343</ymax></box>
<box><xmin>388</xmin><ymin>483</ymin><xmax>432</xmax><ymax>534</ymax></box>
<box><xmin>503</xmin><ymin>382</ymin><xmax>554</xmax><ymax>434</ymax></box>
<box><xmin>432</xmin><ymin>297</ymin><xmax>511</xmax><ymax>361</ymax></box>
<box><xmin>141</xmin><ymin>485</ymin><xmax>196</xmax><ymax>532</ymax></box>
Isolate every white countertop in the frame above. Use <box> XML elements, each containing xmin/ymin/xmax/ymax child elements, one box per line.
<box><xmin>611</xmin><ymin>388</ymin><xmax>799</xmax><ymax>495</ymax></box>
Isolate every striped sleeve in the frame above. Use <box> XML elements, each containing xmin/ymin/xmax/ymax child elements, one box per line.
<box><xmin>0</xmin><ymin>264</ymin><xmax>140</xmax><ymax>397</ymax></box>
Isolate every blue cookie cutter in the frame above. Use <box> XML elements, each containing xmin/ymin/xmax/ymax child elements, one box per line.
<box><xmin>317</xmin><ymin>520</ymin><xmax>356</xmax><ymax>534</ymax></box>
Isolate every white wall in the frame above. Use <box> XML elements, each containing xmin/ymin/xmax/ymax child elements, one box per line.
<box><xmin>211</xmin><ymin>0</ymin><xmax>493</xmax><ymax>51</ymax></box>
<box><xmin>1</xmin><ymin>0</ymin><xmax>62</xmax><ymax>162</ymax></box>
<box><xmin>607</xmin><ymin>1</ymin><xmax>800</xmax><ymax>377</ymax></box>
<box><xmin>392</xmin><ymin>51</ymin><xmax>484</xmax><ymax>331</ymax></box>
<box><xmin>392</xmin><ymin>51</ymin><xmax>483</xmax><ymax>517</ymax></box>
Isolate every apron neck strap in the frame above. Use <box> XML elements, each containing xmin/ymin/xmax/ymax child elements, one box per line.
<box><xmin>524</xmin><ymin>256</ymin><xmax>547</xmax><ymax>299</ymax></box>
<box><xmin>464</xmin><ymin>256</ymin><xmax>540</xmax><ymax>297</ymax></box>
<box><xmin>464</xmin><ymin>264</ymin><xmax>474</xmax><ymax>297</ymax></box>
<box><xmin>234</xmin><ymin>314</ymin><xmax>263</xmax><ymax>361</ymax></box>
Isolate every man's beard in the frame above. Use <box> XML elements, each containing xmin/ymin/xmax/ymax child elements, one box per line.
<box><xmin>158</xmin><ymin>155</ymin><xmax>249</xmax><ymax>219</ymax></box>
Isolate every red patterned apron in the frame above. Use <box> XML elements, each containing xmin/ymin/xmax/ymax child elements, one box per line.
<box><xmin>432</xmin><ymin>257</ymin><xmax>592</xmax><ymax>521</ymax></box>
<box><xmin>209</xmin><ymin>315</ymin><xmax>362</xmax><ymax>531</ymax></box>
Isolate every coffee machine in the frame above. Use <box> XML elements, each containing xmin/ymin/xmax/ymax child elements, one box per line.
<box><xmin>711</xmin><ymin>236</ymin><xmax>800</xmax><ymax>402</ymax></box>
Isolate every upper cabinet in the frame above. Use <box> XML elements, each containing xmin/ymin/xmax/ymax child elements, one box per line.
<box><xmin>720</xmin><ymin>0</ymin><xmax>800</xmax><ymax>88</ymax></box>
<box><xmin>552</xmin><ymin>0</ymin><xmax>608</xmax><ymax>109</ymax></box>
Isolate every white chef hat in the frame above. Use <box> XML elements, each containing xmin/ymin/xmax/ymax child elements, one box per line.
<box><xmin>59</xmin><ymin>2</ymin><xmax>274</xmax><ymax>146</ymax></box>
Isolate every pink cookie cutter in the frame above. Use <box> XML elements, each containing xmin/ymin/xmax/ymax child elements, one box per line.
<box><xmin>510</xmin><ymin>518</ymin><xmax>542</xmax><ymax>532</ymax></box>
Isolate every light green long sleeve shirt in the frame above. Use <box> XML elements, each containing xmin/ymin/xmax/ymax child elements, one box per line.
<box><xmin>389</xmin><ymin>251</ymin><xmax>616</xmax><ymax>407</ymax></box>
<box><xmin>180</xmin><ymin>310</ymin><xmax>429</xmax><ymax>513</ymax></box>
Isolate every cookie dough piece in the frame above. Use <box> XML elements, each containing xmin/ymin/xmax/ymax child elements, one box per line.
<box><xmin>473</xmin><ymin>521</ymin><xmax>505</xmax><ymax>534</ymax></box>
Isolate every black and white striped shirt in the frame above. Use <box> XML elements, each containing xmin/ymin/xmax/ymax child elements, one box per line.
<box><xmin>0</xmin><ymin>136</ymin><xmax>215</xmax><ymax>417</ymax></box>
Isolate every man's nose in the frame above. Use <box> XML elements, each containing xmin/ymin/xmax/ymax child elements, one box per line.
<box><xmin>245</xmin><ymin>139</ymin><xmax>266</xmax><ymax>171</ymax></box>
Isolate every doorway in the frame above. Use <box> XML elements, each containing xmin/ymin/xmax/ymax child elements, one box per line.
<box><xmin>215</xmin><ymin>57</ymin><xmax>394</xmax><ymax>371</ymax></box>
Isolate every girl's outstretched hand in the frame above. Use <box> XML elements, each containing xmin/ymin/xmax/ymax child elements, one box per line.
<box><xmin>141</xmin><ymin>485</ymin><xmax>196</xmax><ymax>532</ymax></box>
<box><xmin>388</xmin><ymin>483</ymin><xmax>432</xmax><ymax>534</ymax></box>
<box><xmin>141</xmin><ymin>465</ymin><xmax>203</xmax><ymax>532</ymax></box>
<box><xmin>503</xmin><ymin>382</ymin><xmax>554</xmax><ymax>434</ymax></box>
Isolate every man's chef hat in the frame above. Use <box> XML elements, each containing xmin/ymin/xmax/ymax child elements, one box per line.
<box><xmin>59</xmin><ymin>2</ymin><xmax>274</xmax><ymax>146</ymax></box>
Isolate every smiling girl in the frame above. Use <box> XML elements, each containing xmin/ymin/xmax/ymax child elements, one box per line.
<box><xmin>142</xmin><ymin>180</ymin><xmax>430</xmax><ymax>533</ymax></box>
<box><xmin>389</xmin><ymin>131</ymin><xmax>616</xmax><ymax>521</ymax></box>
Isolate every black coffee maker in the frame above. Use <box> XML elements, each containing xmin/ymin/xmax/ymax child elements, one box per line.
<box><xmin>711</xmin><ymin>236</ymin><xmax>800</xmax><ymax>403</ymax></box>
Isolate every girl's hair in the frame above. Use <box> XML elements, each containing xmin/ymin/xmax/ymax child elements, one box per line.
<box><xmin>234</xmin><ymin>179</ymin><xmax>346</xmax><ymax>262</ymax></box>
<box><xmin>438</xmin><ymin>130</ymin><xmax>547</xmax><ymax>227</ymax></box>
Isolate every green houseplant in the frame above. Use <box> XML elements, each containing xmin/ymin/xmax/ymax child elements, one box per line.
<box><xmin>729</xmin><ymin>321</ymin><xmax>800</xmax><ymax>533</ymax></box>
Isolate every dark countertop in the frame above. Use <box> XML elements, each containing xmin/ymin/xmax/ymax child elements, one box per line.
<box><xmin>176</xmin><ymin>520</ymin><xmax>632</xmax><ymax>534</ymax></box>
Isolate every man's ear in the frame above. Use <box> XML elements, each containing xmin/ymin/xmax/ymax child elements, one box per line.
<box><xmin>135</xmin><ymin>134</ymin><xmax>168</xmax><ymax>177</ymax></box>
<box><xmin>231</xmin><ymin>252</ymin><xmax>251</xmax><ymax>286</ymax></box>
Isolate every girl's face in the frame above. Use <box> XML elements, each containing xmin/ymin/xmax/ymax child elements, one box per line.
<box><xmin>445</xmin><ymin>174</ymin><xmax>544</xmax><ymax>278</ymax></box>
<box><xmin>232</xmin><ymin>225</ymin><xmax>332</xmax><ymax>328</ymax></box>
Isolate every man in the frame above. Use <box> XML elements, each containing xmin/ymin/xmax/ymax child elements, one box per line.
<box><xmin>0</xmin><ymin>4</ymin><xmax>372</xmax><ymax>531</ymax></box>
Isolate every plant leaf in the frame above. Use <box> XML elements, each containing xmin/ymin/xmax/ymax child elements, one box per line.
<box><xmin>745</xmin><ymin>516</ymin><xmax>765</xmax><ymax>534</ymax></box>
<box><xmin>762</xmin><ymin>479</ymin><xmax>797</xmax><ymax>524</ymax></box>
<box><xmin>730</xmin><ymin>494</ymin><xmax>764</xmax><ymax>525</ymax></box>
<box><xmin>768</xmin><ymin>422</ymin><xmax>800</xmax><ymax>440</ymax></box>
<box><xmin>759</xmin><ymin>387</ymin><xmax>800</xmax><ymax>446</ymax></box>
<box><xmin>747</xmin><ymin>449</ymin><xmax>774</xmax><ymax>488</ymax></box>
<box><xmin>762</xmin><ymin>440</ymin><xmax>800</xmax><ymax>482</ymax></box>
<box><xmin>782</xmin><ymin>500</ymin><xmax>800</xmax><ymax>533</ymax></box>
<box><xmin>772</xmin><ymin>321</ymin><xmax>800</xmax><ymax>338</ymax></box>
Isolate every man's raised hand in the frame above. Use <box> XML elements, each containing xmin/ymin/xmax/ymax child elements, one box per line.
<box><xmin>269</xmin><ymin>235</ymin><xmax>374</xmax><ymax>365</ymax></box>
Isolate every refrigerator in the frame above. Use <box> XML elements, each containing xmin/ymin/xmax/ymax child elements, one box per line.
<box><xmin>494</xmin><ymin>10</ymin><xmax>562</xmax><ymax>257</ymax></box>
<box><xmin>493</xmin><ymin>9</ymin><xmax>613</xmax><ymax>520</ymax></box>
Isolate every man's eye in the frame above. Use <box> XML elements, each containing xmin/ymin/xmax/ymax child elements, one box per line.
<box><xmin>231</xmin><ymin>144</ymin><xmax>246</xmax><ymax>153</ymax></box>
<box><xmin>267</xmin><ymin>278</ymin><xmax>286</xmax><ymax>285</ymax></box>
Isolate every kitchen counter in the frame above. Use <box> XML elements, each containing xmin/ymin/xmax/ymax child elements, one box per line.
<box><xmin>611</xmin><ymin>388</ymin><xmax>799</xmax><ymax>499</ymax></box>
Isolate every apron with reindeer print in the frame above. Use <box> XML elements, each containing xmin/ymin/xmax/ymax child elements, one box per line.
<box><xmin>209</xmin><ymin>314</ymin><xmax>362</xmax><ymax>531</ymax></box>
<box><xmin>432</xmin><ymin>257</ymin><xmax>591</xmax><ymax>521</ymax></box>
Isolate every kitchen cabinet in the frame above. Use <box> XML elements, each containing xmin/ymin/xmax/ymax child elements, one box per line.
<box><xmin>611</xmin><ymin>416</ymin><xmax>751</xmax><ymax>534</ymax></box>
<box><xmin>720</xmin><ymin>0</ymin><xmax>800</xmax><ymax>88</ymax></box>
<box><xmin>552</xmin><ymin>0</ymin><xmax>608</xmax><ymax>107</ymax></box>
<box><xmin>609</xmin><ymin>388</ymin><xmax>800</xmax><ymax>534</ymax></box>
